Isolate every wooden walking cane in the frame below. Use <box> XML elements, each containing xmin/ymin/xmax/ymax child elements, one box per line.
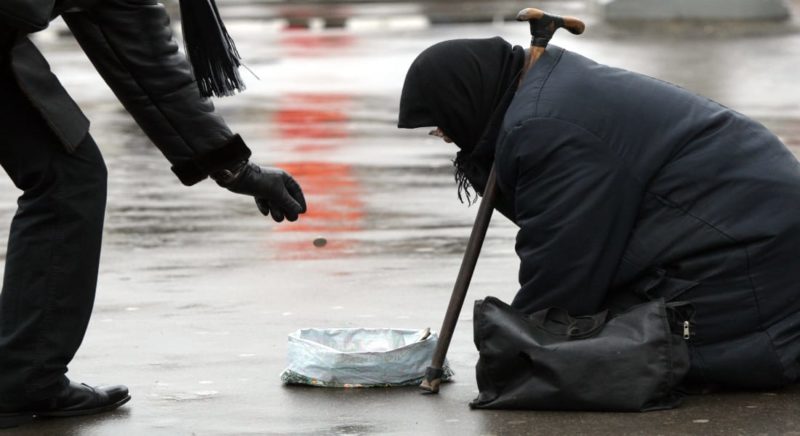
<box><xmin>420</xmin><ymin>7</ymin><xmax>586</xmax><ymax>394</ymax></box>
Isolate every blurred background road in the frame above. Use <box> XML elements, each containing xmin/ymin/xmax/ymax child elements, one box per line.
<box><xmin>1</xmin><ymin>0</ymin><xmax>800</xmax><ymax>434</ymax></box>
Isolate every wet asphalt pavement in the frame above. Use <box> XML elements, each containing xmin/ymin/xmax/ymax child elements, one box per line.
<box><xmin>2</xmin><ymin>1</ymin><xmax>800</xmax><ymax>434</ymax></box>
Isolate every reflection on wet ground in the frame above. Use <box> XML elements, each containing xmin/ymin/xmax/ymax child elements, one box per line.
<box><xmin>1</xmin><ymin>2</ymin><xmax>800</xmax><ymax>434</ymax></box>
<box><xmin>275</xmin><ymin>101</ymin><xmax>365</xmax><ymax>256</ymax></box>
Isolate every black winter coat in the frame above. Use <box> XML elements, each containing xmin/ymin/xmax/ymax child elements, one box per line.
<box><xmin>494</xmin><ymin>46</ymin><xmax>800</xmax><ymax>388</ymax></box>
<box><xmin>0</xmin><ymin>0</ymin><xmax>249</xmax><ymax>185</ymax></box>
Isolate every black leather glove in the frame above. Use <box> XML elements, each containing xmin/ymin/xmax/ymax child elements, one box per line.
<box><xmin>214</xmin><ymin>162</ymin><xmax>307</xmax><ymax>222</ymax></box>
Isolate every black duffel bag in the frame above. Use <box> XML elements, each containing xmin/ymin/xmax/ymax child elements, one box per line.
<box><xmin>470</xmin><ymin>297</ymin><xmax>692</xmax><ymax>411</ymax></box>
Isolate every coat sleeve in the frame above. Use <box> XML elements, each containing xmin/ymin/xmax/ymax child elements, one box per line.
<box><xmin>0</xmin><ymin>0</ymin><xmax>55</xmax><ymax>34</ymax></box>
<box><xmin>508</xmin><ymin>118</ymin><xmax>643</xmax><ymax>316</ymax></box>
<box><xmin>61</xmin><ymin>0</ymin><xmax>250</xmax><ymax>186</ymax></box>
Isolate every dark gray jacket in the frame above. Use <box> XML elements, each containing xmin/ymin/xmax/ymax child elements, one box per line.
<box><xmin>0</xmin><ymin>0</ymin><xmax>249</xmax><ymax>185</ymax></box>
<box><xmin>495</xmin><ymin>46</ymin><xmax>800</xmax><ymax>388</ymax></box>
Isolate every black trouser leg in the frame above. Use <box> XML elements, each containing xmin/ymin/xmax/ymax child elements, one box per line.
<box><xmin>0</xmin><ymin>66</ymin><xmax>107</xmax><ymax>407</ymax></box>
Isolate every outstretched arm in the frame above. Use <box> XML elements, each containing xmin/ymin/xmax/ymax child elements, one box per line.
<box><xmin>0</xmin><ymin>0</ymin><xmax>56</xmax><ymax>33</ymax></box>
<box><xmin>63</xmin><ymin>1</ymin><xmax>306</xmax><ymax>221</ymax></box>
<box><xmin>63</xmin><ymin>1</ymin><xmax>239</xmax><ymax>185</ymax></box>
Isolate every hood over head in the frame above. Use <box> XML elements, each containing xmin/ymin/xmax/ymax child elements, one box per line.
<box><xmin>398</xmin><ymin>37</ymin><xmax>524</xmax><ymax>203</ymax></box>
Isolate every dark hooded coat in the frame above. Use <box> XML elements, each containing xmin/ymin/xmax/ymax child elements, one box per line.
<box><xmin>400</xmin><ymin>41</ymin><xmax>800</xmax><ymax>388</ymax></box>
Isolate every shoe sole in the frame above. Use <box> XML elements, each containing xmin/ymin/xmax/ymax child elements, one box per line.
<box><xmin>0</xmin><ymin>394</ymin><xmax>131</xmax><ymax>428</ymax></box>
<box><xmin>0</xmin><ymin>413</ymin><xmax>34</xmax><ymax>429</ymax></box>
<box><xmin>36</xmin><ymin>394</ymin><xmax>132</xmax><ymax>418</ymax></box>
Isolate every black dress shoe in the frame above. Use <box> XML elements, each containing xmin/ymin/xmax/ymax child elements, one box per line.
<box><xmin>0</xmin><ymin>381</ymin><xmax>130</xmax><ymax>428</ymax></box>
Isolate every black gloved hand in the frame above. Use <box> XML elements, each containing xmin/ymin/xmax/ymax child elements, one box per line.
<box><xmin>216</xmin><ymin>162</ymin><xmax>307</xmax><ymax>222</ymax></box>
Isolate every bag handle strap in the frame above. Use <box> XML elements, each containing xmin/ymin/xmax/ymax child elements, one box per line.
<box><xmin>529</xmin><ymin>308</ymin><xmax>608</xmax><ymax>339</ymax></box>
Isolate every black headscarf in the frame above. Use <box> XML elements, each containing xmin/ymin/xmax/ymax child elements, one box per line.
<box><xmin>398</xmin><ymin>37</ymin><xmax>525</xmax><ymax>203</ymax></box>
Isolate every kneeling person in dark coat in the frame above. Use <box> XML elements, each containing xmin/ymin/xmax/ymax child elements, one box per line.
<box><xmin>398</xmin><ymin>37</ymin><xmax>800</xmax><ymax>389</ymax></box>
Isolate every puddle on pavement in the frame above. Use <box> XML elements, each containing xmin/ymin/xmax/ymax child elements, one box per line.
<box><xmin>152</xmin><ymin>391</ymin><xmax>221</xmax><ymax>402</ymax></box>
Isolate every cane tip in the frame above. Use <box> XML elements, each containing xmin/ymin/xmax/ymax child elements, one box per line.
<box><xmin>419</xmin><ymin>378</ymin><xmax>441</xmax><ymax>394</ymax></box>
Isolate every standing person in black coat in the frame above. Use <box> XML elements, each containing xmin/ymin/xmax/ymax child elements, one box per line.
<box><xmin>399</xmin><ymin>38</ymin><xmax>800</xmax><ymax>390</ymax></box>
<box><xmin>0</xmin><ymin>0</ymin><xmax>306</xmax><ymax>426</ymax></box>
